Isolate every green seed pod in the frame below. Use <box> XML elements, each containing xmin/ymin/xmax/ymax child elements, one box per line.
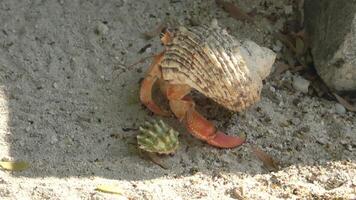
<box><xmin>137</xmin><ymin>120</ymin><xmax>179</xmax><ymax>154</ymax></box>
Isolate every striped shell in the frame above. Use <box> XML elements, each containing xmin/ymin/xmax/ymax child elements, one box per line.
<box><xmin>137</xmin><ymin>120</ymin><xmax>179</xmax><ymax>154</ymax></box>
<box><xmin>161</xmin><ymin>23</ymin><xmax>275</xmax><ymax>112</ymax></box>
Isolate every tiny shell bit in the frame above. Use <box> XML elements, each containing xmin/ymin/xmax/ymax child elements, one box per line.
<box><xmin>140</xmin><ymin>21</ymin><xmax>275</xmax><ymax>148</ymax></box>
<box><xmin>138</xmin><ymin>120</ymin><xmax>179</xmax><ymax>154</ymax></box>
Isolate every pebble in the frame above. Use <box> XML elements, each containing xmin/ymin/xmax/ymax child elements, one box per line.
<box><xmin>231</xmin><ymin>187</ymin><xmax>244</xmax><ymax>199</ymax></box>
<box><xmin>145</xmin><ymin>47</ymin><xmax>152</xmax><ymax>54</ymax></box>
<box><xmin>272</xmin><ymin>40</ymin><xmax>283</xmax><ymax>52</ymax></box>
<box><xmin>50</xmin><ymin>134</ymin><xmax>58</xmax><ymax>144</ymax></box>
<box><xmin>284</xmin><ymin>5</ymin><xmax>293</xmax><ymax>15</ymax></box>
<box><xmin>292</xmin><ymin>76</ymin><xmax>310</xmax><ymax>93</ymax></box>
<box><xmin>95</xmin><ymin>22</ymin><xmax>109</xmax><ymax>35</ymax></box>
<box><xmin>291</xmin><ymin>118</ymin><xmax>301</xmax><ymax>125</ymax></box>
<box><xmin>269</xmin><ymin>86</ymin><xmax>276</xmax><ymax>93</ymax></box>
<box><xmin>335</xmin><ymin>103</ymin><xmax>346</xmax><ymax>115</ymax></box>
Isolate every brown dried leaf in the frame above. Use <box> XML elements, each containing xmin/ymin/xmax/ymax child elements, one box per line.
<box><xmin>215</xmin><ymin>0</ymin><xmax>254</xmax><ymax>23</ymax></box>
<box><xmin>333</xmin><ymin>93</ymin><xmax>356</xmax><ymax>112</ymax></box>
<box><xmin>295</xmin><ymin>37</ymin><xmax>305</xmax><ymax>55</ymax></box>
<box><xmin>142</xmin><ymin>24</ymin><xmax>166</xmax><ymax>40</ymax></box>
<box><xmin>251</xmin><ymin>146</ymin><xmax>279</xmax><ymax>171</ymax></box>
<box><xmin>308</xmin><ymin>75</ymin><xmax>332</xmax><ymax>98</ymax></box>
<box><xmin>273</xmin><ymin>32</ymin><xmax>296</xmax><ymax>52</ymax></box>
<box><xmin>282</xmin><ymin>48</ymin><xmax>296</xmax><ymax>67</ymax></box>
<box><xmin>272</xmin><ymin>61</ymin><xmax>291</xmax><ymax>76</ymax></box>
<box><xmin>290</xmin><ymin>65</ymin><xmax>307</xmax><ymax>73</ymax></box>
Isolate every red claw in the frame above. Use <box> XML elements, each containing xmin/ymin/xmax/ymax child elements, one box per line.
<box><xmin>206</xmin><ymin>130</ymin><xmax>245</xmax><ymax>148</ymax></box>
<box><xmin>185</xmin><ymin>108</ymin><xmax>245</xmax><ymax>148</ymax></box>
<box><xmin>140</xmin><ymin>77</ymin><xmax>170</xmax><ymax>116</ymax></box>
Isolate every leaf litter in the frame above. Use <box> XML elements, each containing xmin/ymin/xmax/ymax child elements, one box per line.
<box><xmin>0</xmin><ymin>161</ymin><xmax>30</xmax><ymax>171</ymax></box>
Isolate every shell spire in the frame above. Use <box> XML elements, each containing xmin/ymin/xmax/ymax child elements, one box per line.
<box><xmin>137</xmin><ymin>120</ymin><xmax>179</xmax><ymax>154</ymax></box>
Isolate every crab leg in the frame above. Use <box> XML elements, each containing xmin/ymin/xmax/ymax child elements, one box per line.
<box><xmin>165</xmin><ymin>84</ymin><xmax>245</xmax><ymax>148</ymax></box>
<box><xmin>140</xmin><ymin>52</ymin><xmax>170</xmax><ymax>116</ymax></box>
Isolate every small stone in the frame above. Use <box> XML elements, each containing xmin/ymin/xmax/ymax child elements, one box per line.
<box><xmin>95</xmin><ymin>22</ymin><xmax>109</xmax><ymax>35</ymax></box>
<box><xmin>345</xmin><ymin>144</ymin><xmax>353</xmax><ymax>151</ymax></box>
<box><xmin>272</xmin><ymin>40</ymin><xmax>283</xmax><ymax>52</ymax></box>
<box><xmin>284</xmin><ymin>5</ymin><xmax>293</xmax><ymax>15</ymax></box>
<box><xmin>52</xmin><ymin>82</ymin><xmax>58</xmax><ymax>89</ymax></box>
<box><xmin>292</xmin><ymin>76</ymin><xmax>310</xmax><ymax>93</ymax></box>
<box><xmin>231</xmin><ymin>187</ymin><xmax>244</xmax><ymax>199</ymax></box>
<box><xmin>145</xmin><ymin>47</ymin><xmax>152</xmax><ymax>54</ymax></box>
<box><xmin>50</xmin><ymin>134</ymin><xmax>58</xmax><ymax>144</ymax></box>
<box><xmin>25</xmin><ymin>126</ymin><xmax>31</xmax><ymax>132</ymax></box>
<box><xmin>269</xmin><ymin>86</ymin><xmax>276</xmax><ymax>93</ymax></box>
<box><xmin>335</xmin><ymin>103</ymin><xmax>346</xmax><ymax>114</ymax></box>
<box><xmin>290</xmin><ymin>117</ymin><xmax>301</xmax><ymax>125</ymax></box>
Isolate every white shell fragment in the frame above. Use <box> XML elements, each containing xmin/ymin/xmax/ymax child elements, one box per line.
<box><xmin>293</xmin><ymin>75</ymin><xmax>310</xmax><ymax>93</ymax></box>
<box><xmin>160</xmin><ymin>23</ymin><xmax>276</xmax><ymax>111</ymax></box>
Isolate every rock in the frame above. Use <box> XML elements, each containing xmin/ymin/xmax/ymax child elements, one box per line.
<box><xmin>335</xmin><ymin>103</ymin><xmax>346</xmax><ymax>114</ymax></box>
<box><xmin>239</xmin><ymin>40</ymin><xmax>276</xmax><ymax>81</ymax></box>
<box><xmin>284</xmin><ymin>5</ymin><xmax>293</xmax><ymax>15</ymax></box>
<box><xmin>304</xmin><ymin>0</ymin><xmax>356</xmax><ymax>92</ymax></box>
<box><xmin>292</xmin><ymin>76</ymin><xmax>310</xmax><ymax>93</ymax></box>
<box><xmin>95</xmin><ymin>22</ymin><xmax>109</xmax><ymax>35</ymax></box>
<box><xmin>272</xmin><ymin>40</ymin><xmax>283</xmax><ymax>52</ymax></box>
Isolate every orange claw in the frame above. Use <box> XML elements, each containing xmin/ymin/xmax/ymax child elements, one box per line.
<box><xmin>140</xmin><ymin>53</ymin><xmax>170</xmax><ymax>116</ymax></box>
<box><xmin>140</xmin><ymin>77</ymin><xmax>170</xmax><ymax>116</ymax></box>
<box><xmin>185</xmin><ymin>108</ymin><xmax>245</xmax><ymax>148</ymax></box>
<box><xmin>206</xmin><ymin>130</ymin><xmax>245</xmax><ymax>148</ymax></box>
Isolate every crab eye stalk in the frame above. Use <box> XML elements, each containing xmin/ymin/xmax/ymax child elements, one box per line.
<box><xmin>160</xmin><ymin>27</ymin><xmax>172</xmax><ymax>45</ymax></box>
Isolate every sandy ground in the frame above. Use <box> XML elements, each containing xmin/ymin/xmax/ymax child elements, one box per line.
<box><xmin>0</xmin><ymin>0</ymin><xmax>355</xmax><ymax>199</ymax></box>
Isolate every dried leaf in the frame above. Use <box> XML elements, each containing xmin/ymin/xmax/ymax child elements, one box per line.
<box><xmin>272</xmin><ymin>61</ymin><xmax>291</xmax><ymax>76</ymax></box>
<box><xmin>273</xmin><ymin>32</ymin><xmax>296</xmax><ymax>53</ymax></box>
<box><xmin>333</xmin><ymin>93</ymin><xmax>356</xmax><ymax>112</ymax></box>
<box><xmin>282</xmin><ymin>48</ymin><xmax>296</xmax><ymax>67</ymax></box>
<box><xmin>291</xmin><ymin>30</ymin><xmax>307</xmax><ymax>40</ymax></box>
<box><xmin>142</xmin><ymin>24</ymin><xmax>166</xmax><ymax>40</ymax></box>
<box><xmin>290</xmin><ymin>65</ymin><xmax>306</xmax><ymax>73</ymax></box>
<box><xmin>251</xmin><ymin>146</ymin><xmax>279</xmax><ymax>171</ymax></box>
<box><xmin>0</xmin><ymin>161</ymin><xmax>30</xmax><ymax>171</ymax></box>
<box><xmin>295</xmin><ymin>37</ymin><xmax>305</xmax><ymax>55</ymax></box>
<box><xmin>310</xmin><ymin>79</ymin><xmax>328</xmax><ymax>97</ymax></box>
<box><xmin>95</xmin><ymin>185</ymin><xmax>123</xmax><ymax>195</ymax></box>
<box><xmin>215</xmin><ymin>0</ymin><xmax>254</xmax><ymax>23</ymax></box>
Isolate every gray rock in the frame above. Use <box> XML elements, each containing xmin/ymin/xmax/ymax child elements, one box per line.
<box><xmin>292</xmin><ymin>75</ymin><xmax>310</xmax><ymax>93</ymax></box>
<box><xmin>335</xmin><ymin>103</ymin><xmax>346</xmax><ymax>114</ymax></box>
<box><xmin>95</xmin><ymin>22</ymin><xmax>109</xmax><ymax>35</ymax></box>
<box><xmin>304</xmin><ymin>0</ymin><xmax>356</xmax><ymax>92</ymax></box>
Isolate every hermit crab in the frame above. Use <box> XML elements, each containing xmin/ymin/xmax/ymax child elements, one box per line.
<box><xmin>140</xmin><ymin>21</ymin><xmax>276</xmax><ymax>148</ymax></box>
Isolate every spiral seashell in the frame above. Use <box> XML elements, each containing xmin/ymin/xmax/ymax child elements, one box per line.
<box><xmin>137</xmin><ymin>120</ymin><xmax>179</xmax><ymax>154</ymax></box>
<box><xmin>160</xmin><ymin>23</ymin><xmax>275</xmax><ymax>112</ymax></box>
